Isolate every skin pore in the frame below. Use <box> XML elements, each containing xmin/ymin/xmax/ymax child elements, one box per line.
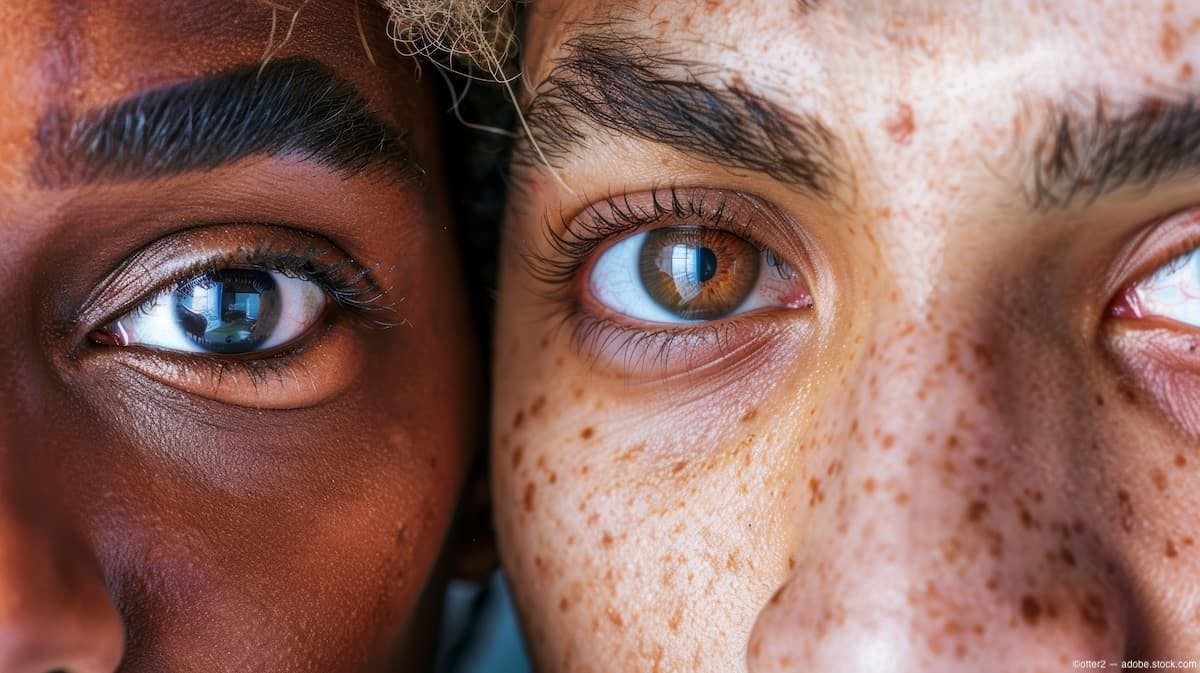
<box><xmin>495</xmin><ymin>0</ymin><xmax>1200</xmax><ymax>670</ymax></box>
<box><xmin>1</xmin><ymin>1</ymin><xmax>474</xmax><ymax>671</ymax></box>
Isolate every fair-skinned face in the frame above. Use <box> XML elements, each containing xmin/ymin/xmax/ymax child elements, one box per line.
<box><xmin>1</xmin><ymin>1</ymin><xmax>476</xmax><ymax>671</ymax></box>
<box><xmin>494</xmin><ymin>1</ymin><xmax>1200</xmax><ymax>670</ymax></box>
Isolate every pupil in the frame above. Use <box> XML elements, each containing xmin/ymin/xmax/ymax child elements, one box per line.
<box><xmin>174</xmin><ymin>268</ymin><xmax>281</xmax><ymax>354</ymax></box>
<box><xmin>697</xmin><ymin>247</ymin><xmax>718</xmax><ymax>282</ymax></box>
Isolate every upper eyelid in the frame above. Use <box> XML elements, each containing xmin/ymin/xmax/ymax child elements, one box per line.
<box><xmin>74</xmin><ymin>225</ymin><xmax>397</xmax><ymax>341</ymax></box>
<box><xmin>525</xmin><ymin>185</ymin><xmax>765</xmax><ymax>288</ymax></box>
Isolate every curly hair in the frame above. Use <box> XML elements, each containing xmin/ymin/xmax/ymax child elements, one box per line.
<box><xmin>380</xmin><ymin>0</ymin><xmax>517</xmax><ymax>79</ymax></box>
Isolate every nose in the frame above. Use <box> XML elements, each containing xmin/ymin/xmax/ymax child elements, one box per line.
<box><xmin>747</xmin><ymin>323</ymin><xmax>1130</xmax><ymax>671</ymax></box>
<box><xmin>0</xmin><ymin>480</ymin><xmax>124</xmax><ymax>673</ymax></box>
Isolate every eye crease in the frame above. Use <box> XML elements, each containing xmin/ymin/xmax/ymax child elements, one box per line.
<box><xmin>92</xmin><ymin>267</ymin><xmax>329</xmax><ymax>354</ymax></box>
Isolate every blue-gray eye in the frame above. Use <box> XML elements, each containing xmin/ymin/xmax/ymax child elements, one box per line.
<box><xmin>101</xmin><ymin>267</ymin><xmax>328</xmax><ymax>354</ymax></box>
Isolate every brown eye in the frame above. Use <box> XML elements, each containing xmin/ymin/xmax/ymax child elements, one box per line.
<box><xmin>636</xmin><ymin>227</ymin><xmax>761</xmax><ymax>320</ymax></box>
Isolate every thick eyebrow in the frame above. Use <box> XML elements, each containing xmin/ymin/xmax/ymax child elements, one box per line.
<box><xmin>1029</xmin><ymin>95</ymin><xmax>1200</xmax><ymax>210</ymax></box>
<box><xmin>519</xmin><ymin>31</ymin><xmax>844</xmax><ymax>197</ymax></box>
<box><xmin>34</xmin><ymin>57</ymin><xmax>420</xmax><ymax>188</ymax></box>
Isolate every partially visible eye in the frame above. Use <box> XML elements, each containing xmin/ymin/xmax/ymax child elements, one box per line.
<box><xmin>1111</xmin><ymin>245</ymin><xmax>1200</xmax><ymax>327</ymax></box>
<box><xmin>93</xmin><ymin>267</ymin><xmax>327</xmax><ymax>354</ymax></box>
<box><xmin>588</xmin><ymin>226</ymin><xmax>811</xmax><ymax>324</ymax></box>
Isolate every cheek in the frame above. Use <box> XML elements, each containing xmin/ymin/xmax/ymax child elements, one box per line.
<box><xmin>493</xmin><ymin>371</ymin><xmax>797</xmax><ymax>670</ymax></box>
<box><xmin>89</xmin><ymin>352</ymin><xmax>470</xmax><ymax>670</ymax></box>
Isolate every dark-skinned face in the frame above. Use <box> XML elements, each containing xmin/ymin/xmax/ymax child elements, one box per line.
<box><xmin>496</xmin><ymin>0</ymin><xmax>1200</xmax><ymax>670</ymax></box>
<box><xmin>0</xmin><ymin>1</ymin><xmax>475</xmax><ymax>671</ymax></box>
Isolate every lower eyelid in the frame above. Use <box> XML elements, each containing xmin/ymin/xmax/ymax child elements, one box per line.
<box><xmin>90</xmin><ymin>320</ymin><xmax>364</xmax><ymax>410</ymax></box>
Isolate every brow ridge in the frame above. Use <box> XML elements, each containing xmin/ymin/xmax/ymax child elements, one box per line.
<box><xmin>520</xmin><ymin>31</ymin><xmax>843</xmax><ymax>196</ymax></box>
<box><xmin>34</xmin><ymin>57</ymin><xmax>419</xmax><ymax>188</ymax></box>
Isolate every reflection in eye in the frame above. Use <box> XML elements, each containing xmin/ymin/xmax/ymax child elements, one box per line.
<box><xmin>589</xmin><ymin>226</ymin><xmax>810</xmax><ymax>324</ymax></box>
<box><xmin>96</xmin><ymin>267</ymin><xmax>328</xmax><ymax>354</ymax></box>
<box><xmin>1116</xmin><ymin>247</ymin><xmax>1200</xmax><ymax>327</ymax></box>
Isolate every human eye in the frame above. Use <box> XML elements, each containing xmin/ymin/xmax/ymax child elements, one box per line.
<box><xmin>590</xmin><ymin>226</ymin><xmax>810</xmax><ymax>324</ymax></box>
<box><xmin>96</xmin><ymin>268</ymin><xmax>328</xmax><ymax>354</ymax></box>
<box><xmin>1111</xmin><ymin>245</ymin><xmax>1200</xmax><ymax>327</ymax></box>
<box><xmin>531</xmin><ymin>187</ymin><xmax>815</xmax><ymax>377</ymax></box>
<box><xmin>81</xmin><ymin>225</ymin><xmax>397</xmax><ymax>408</ymax></box>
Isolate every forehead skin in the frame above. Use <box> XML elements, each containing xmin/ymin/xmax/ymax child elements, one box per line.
<box><xmin>495</xmin><ymin>1</ymin><xmax>1200</xmax><ymax>671</ymax></box>
<box><xmin>0</xmin><ymin>2</ymin><xmax>474</xmax><ymax>672</ymax></box>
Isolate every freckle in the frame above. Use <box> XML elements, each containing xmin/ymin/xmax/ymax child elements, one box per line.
<box><xmin>1020</xmin><ymin>595</ymin><xmax>1041</xmax><ymax>626</ymax></box>
<box><xmin>1117</xmin><ymin>489</ymin><xmax>1135</xmax><ymax>532</ymax></box>
<box><xmin>1162</xmin><ymin>22</ymin><xmax>1183</xmax><ymax>60</ymax></box>
<box><xmin>619</xmin><ymin>444</ymin><xmax>645</xmax><ymax>461</ymax></box>
<box><xmin>512</xmin><ymin>410</ymin><xmax>525</xmax><ymax>429</ymax></box>
<box><xmin>966</xmin><ymin>500</ymin><xmax>988</xmax><ymax>523</ymax></box>
<box><xmin>530</xmin><ymin>396</ymin><xmax>546</xmax><ymax>417</ymax></box>
<box><xmin>601</xmin><ymin>532</ymin><xmax>614</xmax><ymax>547</ymax></box>
<box><xmin>554</xmin><ymin>356</ymin><xmax>564</xmax><ymax>366</ymax></box>
<box><xmin>1152</xmin><ymin>468</ymin><xmax>1167</xmax><ymax>491</ymax></box>
<box><xmin>1080</xmin><ymin>593</ymin><xmax>1108</xmax><ymax>633</ymax></box>
<box><xmin>580</xmin><ymin>464</ymin><xmax>590</xmax><ymax>475</ymax></box>
<box><xmin>523</xmin><ymin>482</ymin><xmax>536</xmax><ymax>512</ymax></box>
<box><xmin>559</xmin><ymin>596</ymin><xmax>571</xmax><ymax>611</ymax></box>
<box><xmin>1180</xmin><ymin>62</ymin><xmax>1194</xmax><ymax>81</ymax></box>
<box><xmin>884</xmin><ymin>101</ymin><xmax>915</xmax><ymax>144</ymax></box>
<box><xmin>672</xmin><ymin>460</ymin><xmax>688</xmax><ymax>474</ymax></box>
<box><xmin>738</xmin><ymin>407</ymin><xmax>759</xmax><ymax>423</ymax></box>
<box><xmin>787</xmin><ymin>555</ymin><xmax>796</xmax><ymax>570</ymax></box>
<box><xmin>985</xmin><ymin>577</ymin><xmax>999</xmax><ymax>592</ymax></box>
<box><xmin>668</xmin><ymin>606</ymin><xmax>683</xmax><ymax>632</ymax></box>
<box><xmin>1185</xmin><ymin>537</ymin><xmax>1195</xmax><ymax>546</ymax></box>
<box><xmin>606</xmin><ymin>606</ymin><xmax>625</xmax><ymax>628</ymax></box>
<box><xmin>1018</xmin><ymin>506</ymin><xmax>1034</xmax><ymax>529</ymax></box>
<box><xmin>1176</xmin><ymin>454</ymin><xmax>1188</xmax><ymax>468</ymax></box>
<box><xmin>863</xmin><ymin>477</ymin><xmax>876</xmax><ymax>494</ymax></box>
<box><xmin>881</xmin><ymin>434</ymin><xmax>895</xmax><ymax>449</ymax></box>
<box><xmin>749</xmin><ymin>638</ymin><xmax>762</xmax><ymax>659</ymax></box>
<box><xmin>1095</xmin><ymin>394</ymin><xmax>1105</xmax><ymax>406</ymax></box>
<box><xmin>580</xmin><ymin>427</ymin><xmax>594</xmax><ymax>440</ymax></box>
<box><xmin>895</xmin><ymin>491</ymin><xmax>910</xmax><ymax>505</ymax></box>
<box><xmin>1060</xmin><ymin>547</ymin><xmax>1076</xmax><ymax>566</ymax></box>
<box><xmin>1167</xmin><ymin>538</ymin><xmax>1179</xmax><ymax>558</ymax></box>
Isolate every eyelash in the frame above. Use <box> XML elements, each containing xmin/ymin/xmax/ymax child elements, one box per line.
<box><xmin>108</xmin><ymin>235</ymin><xmax>402</xmax><ymax>349</ymax></box>
<box><xmin>529</xmin><ymin>185</ymin><xmax>767</xmax><ymax>294</ymax></box>
<box><xmin>527</xmin><ymin>185</ymin><xmax>791</xmax><ymax>372</ymax></box>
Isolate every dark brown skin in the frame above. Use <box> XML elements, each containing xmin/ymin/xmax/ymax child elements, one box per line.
<box><xmin>0</xmin><ymin>1</ymin><xmax>475</xmax><ymax>671</ymax></box>
<box><xmin>496</xmin><ymin>0</ymin><xmax>1200</xmax><ymax>671</ymax></box>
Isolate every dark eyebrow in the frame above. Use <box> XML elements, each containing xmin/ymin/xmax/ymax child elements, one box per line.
<box><xmin>519</xmin><ymin>31</ymin><xmax>844</xmax><ymax>197</ymax></box>
<box><xmin>34</xmin><ymin>57</ymin><xmax>420</xmax><ymax>188</ymax></box>
<box><xmin>1029</xmin><ymin>95</ymin><xmax>1200</xmax><ymax>210</ymax></box>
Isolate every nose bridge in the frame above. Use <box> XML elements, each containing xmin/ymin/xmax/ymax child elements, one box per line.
<box><xmin>0</xmin><ymin>455</ymin><xmax>124</xmax><ymax>673</ymax></box>
<box><xmin>747</xmin><ymin>314</ymin><xmax>1128</xmax><ymax>670</ymax></box>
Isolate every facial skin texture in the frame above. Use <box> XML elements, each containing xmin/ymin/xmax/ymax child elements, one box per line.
<box><xmin>494</xmin><ymin>1</ymin><xmax>1200</xmax><ymax>671</ymax></box>
<box><xmin>1</xmin><ymin>1</ymin><xmax>475</xmax><ymax>671</ymax></box>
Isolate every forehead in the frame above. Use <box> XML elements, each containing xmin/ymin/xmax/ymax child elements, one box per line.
<box><xmin>527</xmin><ymin>0</ymin><xmax>1197</xmax><ymax>107</ymax></box>
<box><xmin>0</xmin><ymin>0</ymin><xmax>406</xmax><ymax>185</ymax></box>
